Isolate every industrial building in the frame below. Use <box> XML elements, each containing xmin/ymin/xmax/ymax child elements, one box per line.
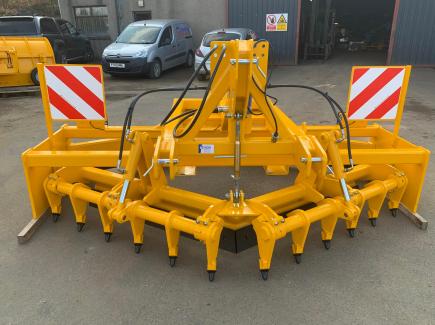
<box><xmin>58</xmin><ymin>0</ymin><xmax>435</xmax><ymax>66</ymax></box>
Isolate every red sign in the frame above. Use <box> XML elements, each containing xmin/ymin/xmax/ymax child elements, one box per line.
<box><xmin>347</xmin><ymin>67</ymin><xmax>406</xmax><ymax>120</ymax></box>
<box><xmin>44</xmin><ymin>65</ymin><xmax>106</xmax><ymax>120</ymax></box>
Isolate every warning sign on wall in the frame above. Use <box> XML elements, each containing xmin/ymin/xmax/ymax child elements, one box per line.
<box><xmin>266</xmin><ymin>13</ymin><xmax>288</xmax><ymax>32</ymax></box>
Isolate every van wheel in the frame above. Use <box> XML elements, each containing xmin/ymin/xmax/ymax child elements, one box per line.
<box><xmin>148</xmin><ymin>61</ymin><xmax>161</xmax><ymax>79</ymax></box>
<box><xmin>185</xmin><ymin>51</ymin><xmax>194</xmax><ymax>67</ymax></box>
<box><xmin>31</xmin><ymin>68</ymin><xmax>39</xmax><ymax>86</ymax></box>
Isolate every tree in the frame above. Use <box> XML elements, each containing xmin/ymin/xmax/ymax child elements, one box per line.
<box><xmin>0</xmin><ymin>0</ymin><xmax>60</xmax><ymax>17</ymax></box>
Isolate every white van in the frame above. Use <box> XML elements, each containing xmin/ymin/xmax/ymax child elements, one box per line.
<box><xmin>102</xmin><ymin>19</ymin><xmax>194</xmax><ymax>78</ymax></box>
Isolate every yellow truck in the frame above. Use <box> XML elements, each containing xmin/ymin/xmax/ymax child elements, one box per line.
<box><xmin>0</xmin><ymin>36</ymin><xmax>55</xmax><ymax>87</ymax></box>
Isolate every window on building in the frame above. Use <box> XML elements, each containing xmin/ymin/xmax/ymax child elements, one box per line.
<box><xmin>74</xmin><ymin>6</ymin><xmax>108</xmax><ymax>35</ymax></box>
<box><xmin>133</xmin><ymin>11</ymin><xmax>152</xmax><ymax>21</ymax></box>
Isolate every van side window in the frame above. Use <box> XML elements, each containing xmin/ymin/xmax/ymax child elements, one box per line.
<box><xmin>175</xmin><ymin>23</ymin><xmax>192</xmax><ymax>39</ymax></box>
<box><xmin>40</xmin><ymin>18</ymin><xmax>60</xmax><ymax>34</ymax></box>
<box><xmin>159</xmin><ymin>26</ymin><xmax>173</xmax><ymax>46</ymax></box>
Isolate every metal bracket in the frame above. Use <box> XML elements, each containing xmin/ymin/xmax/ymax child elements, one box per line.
<box><xmin>230</xmin><ymin>58</ymin><xmax>258</xmax><ymax>65</ymax></box>
<box><xmin>399</xmin><ymin>203</ymin><xmax>428</xmax><ymax>230</ymax></box>
<box><xmin>300</xmin><ymin>157</ymin><xmax>322</xmax><ymax>163</ymax></box>
<box><xmin>17</xmin><ymin>213</ymin><xmax>48</xmax><ymax>244</ymax></box>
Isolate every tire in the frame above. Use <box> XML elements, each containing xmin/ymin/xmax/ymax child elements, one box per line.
<box><xmin>148</xmin><ymin>61</ymin><xmax>162</xmax><ymax>79</ymax></box>
<box><xmin>185</xmin><ymin>51</ymin><xmax>194</xmax><ymax>67</ymax></box>
<box><xmin>30</xmin><ymin>68</ymin><xmax>39</xmax><ymax>86</ymax></box>
<box><xmin>197</xmin><ymin>73</ymin><xmax>209</xmax><ymax>81</ymax></box>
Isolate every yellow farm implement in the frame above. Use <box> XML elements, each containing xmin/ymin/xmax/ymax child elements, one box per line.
<box><xmin>19</xmin><ymin>40</ymin><xmax>429</xmax><ymax>281</ymax></box>
<box><xmin>0</xmin><ymin>36</ymin><xmax>55</xmax><ymax>88</ymax></box>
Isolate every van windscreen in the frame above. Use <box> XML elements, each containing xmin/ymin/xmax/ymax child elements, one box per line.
<box><xmin>203</xmin><ymin>32</ymin><xmax>241</xmax><ymax>47</ymax></box>
<box><xmin>117</xmin><ymin>25</ymin><xmax>161</xmax><ymax>44</ymax></box>
<box><xmin>0</xmin><ymin>18</ymin><xmax>37</xmax><ymax>35</ymax></box>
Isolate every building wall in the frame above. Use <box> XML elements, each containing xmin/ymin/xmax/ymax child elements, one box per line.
<box><xmin>120</xmin><ymin>0</ymin><xmax>227</xmax><ymax>47</ymax></box>
<box><xmin>228</xmin><ymin>0</ymin><xmax>299</xmax><ymax>65</ymax></box>
<box><xmin>59</xmin><ymin>0</ymin><xmax>227</xmax><ymax>57</ymax></box>
<box><xmin>390</xmin><ymin>0</ymin><xmax>435</xmax><ymax>65</ymax></box>
<box><xmin>58</xmin><ymin>0</ymin><xmax>117</xmax><ymax>57</ymax></box>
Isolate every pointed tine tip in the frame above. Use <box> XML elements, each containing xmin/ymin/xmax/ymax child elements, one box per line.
<box><xmin>169</xmin><ymin>256</ymin><xmax>177</xmax><ymax>267</ymax></box>
<box><xmin>322</xmin><ymin>240</ymin><xmax>331</xmax><ymax>250</ymax></box>
<box><xmin>208</xmin><ymin>271</ymin><xmax>216</xmax><ymax>282</ymax></box>
<box><xmin>134</xmin><ymin>243</ymin><xmax>142</xmax><ymax>254</ymax></box>
<box><xmin>260</xmin><ymin>269</ymin><xmax>269</xmax><ymax>281</ymax></box>
<box><xmin>294</xmin><ymin>254</ymin><xmax>302</xmax><ymax>264</ymax></box>
<box><xmin>77</xmin><ymin>222</ymin><xmax>85</xmax><ymax>232</ymax></box>
<box><xmin>104</xmin><ymin>232</ymin><xmax>112</xmax><ymax>242</ymax></box>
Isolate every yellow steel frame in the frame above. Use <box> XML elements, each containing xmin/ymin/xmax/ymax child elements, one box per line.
<box><xmin>21</xmin><ymin>40</ymin><xmax>430</xmax><ymax>280</ymax></box>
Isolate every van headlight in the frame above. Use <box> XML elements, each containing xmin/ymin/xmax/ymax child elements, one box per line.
<box><xmin>102</xmin><ymin>49</ymin><xmax>111</xmax><ymax>57</ymax></box>
<box><xmin>134</xmin><ymin>50</ymin><xmax>148</xmax><ymax>58</ymax></box>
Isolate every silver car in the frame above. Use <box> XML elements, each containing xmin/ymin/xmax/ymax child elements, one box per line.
<box><xmin>194</xmin><ymin>28</ymin><xmax>258</xmax><ymax>80</ymax></box>
<box><xmin>102</xmin><ymin>19</ymin><xmax>194</xmax><ymax>78</ymax></box>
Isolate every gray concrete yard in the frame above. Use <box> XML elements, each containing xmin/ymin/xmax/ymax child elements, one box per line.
<box><xmin>0</xmin><ymin>51</ymin><xmax>434</xmax><ymax>324</ymax></box>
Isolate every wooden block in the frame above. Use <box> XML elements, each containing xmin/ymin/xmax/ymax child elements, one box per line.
<box><xmin>17</xmin><ymin>213</ymin><xmax>47</xmax><ymax>244</ymax></box>
<box><xmin>399</xmin><ymin>203</ymin><xmax>428</xmax><ymax>230</ymax></box>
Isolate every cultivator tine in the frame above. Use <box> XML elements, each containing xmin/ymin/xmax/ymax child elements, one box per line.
<box><xmin>19</xmin><ymin>42</ymin><xmax>429</xmax><ymax>281</ymax></box>
<box><xmin>319</xmin><ymin>199</ymin><xmax>341</xmax><ymax>248</ymax></box>
<box><xmin>252</xmin><ymin>216</ymin><xmax>277</xmax><ymax>280</ymax></box>
<box><xmin>129</xmin><ymin>217</ymin><xmax>145</xmax><ymax>253</ymax></box>
<box><xmin>97</xmin><ymin>192</ymin><xmax>113</xmax><ymax>241</ymax></box>
<box><xmin>43</xmin><ymin>176</ymin><xmax>63</xmax><ymax>221</ymax></box>
<box><xmin>365</xmin><ymin>180</ymin><xmax>389</xmax><ymax>226</ymax></box>
<box><xmin>69</xmin><ymin>183</ymin><xmax>91</xmax><ymax>232</ymax></box>
<box><xmin>165</xmin><ymin>211</ymin><xmax>182</xmax><ymax>265</ymax></box>
<box><xmin>288</xmin><ymin>211</ymin><xmax>310</xmax><ymax>263</ymax></box>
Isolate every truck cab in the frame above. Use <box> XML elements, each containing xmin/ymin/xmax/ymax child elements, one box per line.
<box><xmin>0</xmin><ymin>16</ymin><xmax>93</xmax><ymax>63</ymax></box>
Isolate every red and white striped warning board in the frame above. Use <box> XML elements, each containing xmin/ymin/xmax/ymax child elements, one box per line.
<box><xmin>347</xmin><ymin>66</ymin><xmax>410</xmax><ymax>120</ymax></box>
<box><xmin>42</xmin><ymin>65</ymin><xmax>106</xmax><ymax>120</ymax></box>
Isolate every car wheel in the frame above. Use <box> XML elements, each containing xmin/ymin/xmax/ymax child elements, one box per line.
<box><xmin>148</xmin><ymin>61</ymin><xmax>162</xmax><ymax>79</ymax></box>
<box><xmin>197</xmin><ymin>73</ymin><xmax>210</xmax><ymax>81</ymax></box>
<box><xmin>185</xmin><ymin>51</ymin><xmax>194</xmax><ymax>67</ymax></box>
<box><xmin>30</xmin><ymin>68</ymin><xmax>39</xmax><ymax>86</ymax></box>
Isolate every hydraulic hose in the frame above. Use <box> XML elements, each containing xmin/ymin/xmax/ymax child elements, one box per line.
<box><xmin>267</xmin><ymin>84</ymin><xmax>353</xmax><ymax>167</ymax></box>
<box><xmin>117</xmin><ymin>87</ymin><xmax>207</xmax><ymax>169</ymax></box>
<box><xmin>161</xmin><ymin>46</ymin><xmax>218</xmax><ymax>125</ymax></box>
<box><xmin>252</xmin><ymin>76</ymin><xmax>279</xmax><ymax>140</ymax></box>
<box><xmin>117</xmin><ymin>46</ymin><xmax>220</xmax><ymax>170</ymax></box>
<box><xmin>173</xmin><ymin>45</ymin><xmax>227</xmax><ymax>138</ymax></box>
